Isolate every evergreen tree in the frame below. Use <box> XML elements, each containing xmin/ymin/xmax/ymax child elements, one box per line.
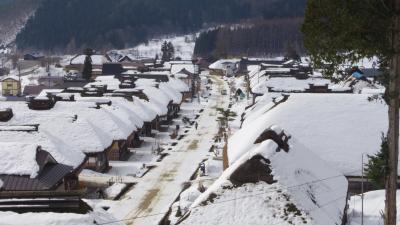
<box><xmin>82</xmin><ymin>48</ymin><xmax>93</xmax><ymax>80</ymax></box>
<box><xmin>16</xmin><ymin>0</ymin><xmax>272</xmax><ymax>51</ymax></box>
<box><xmin>284</xmin><ymin>42</ymin><xmax>300</xmax><ymax>61</ymax></box>
<box><xmin>167</xmin><ymin>41</ymin><xmax>175</xmax><ymax>60</ymax></box>
<box><xmin>161</xmin><ymin>41</ymin><xmax>169</xmax><ymax>62</ymax></box>
<box><xmin>365</xmin><ymin>134</ymin><xmax>389</xmax><ymax>189</ymax></box>
<box><xmin>161</xmin><ymin>41</ymin><xmax>175</xmax><ymax>61</ymax></box>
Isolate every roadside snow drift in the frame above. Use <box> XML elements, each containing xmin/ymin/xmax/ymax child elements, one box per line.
<box><xmin>179</xmin><ymin>127</ymin><xmax>348</xmax><ymax>225</ymax></box>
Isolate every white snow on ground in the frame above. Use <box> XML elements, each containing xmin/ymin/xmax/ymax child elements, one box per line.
<box><xmin>2</xmin><ymin>65</ymin><xmax>67</xmax><ymax>92</ymax></box>
<box><xmin>0</xmin><ymin>142</ymin><xmax>39</xmax><ymax>178</ymax></box>
<box><xmin>0</xmin><ymin>10</ymin><xmax>36</xmax><ymax>46</ymax></box>
<box><xmin>112</xmin><ymin>34</ymin><xmax>196</xmax><ymax>60</ymax></box>
<box><xmin>180</xmin><ymin>129</ymin><xmax>348</xmax><ymax>225</ymax></box>
<box><xmin>347</xmin><ymin>190</ymin><xmax>400</xmax><ymax>225</ymax></box>
<box><xmin>232</xmin><ymin>93</ymin><xmax>388</xmax><ymax>176</ymax></box>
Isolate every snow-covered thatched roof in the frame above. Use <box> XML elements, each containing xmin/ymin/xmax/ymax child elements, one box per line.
<box><xmin>236</xmin><ymin>93</ymin><xmax>388</xmax><ymax>176</ymax></box>
<box><xmin>180</xmin><ymin>126</ymin><xmax>348</xmax><ymax>225</ymax></box>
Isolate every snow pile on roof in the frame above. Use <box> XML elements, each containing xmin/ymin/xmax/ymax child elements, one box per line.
<box><xmin>249</xmin><ymin>75</ymin><xmax>349</xmax><ymax>94</ymax></box>
<box><xmin>171</xmin><ymin>64</ymin><xmax>195</xmax><ymax>74</ymax></box>
<box><xmin>142</xmin><ymin>86</ymin><xmax>171</xmax><ymax>115</ymax></box>
<box><xmin>87</xmin><ymin>76</ymin><xmax>121</xmax><ymax>91</ymax></box>
<box><xmin>243</xmin><ymin>93</ymin><xmax>284</xmax><ymax>123</ymax></box>
<box><xmin>70</xmin><ymin>55</ymin><xmax>109</xmax><ymax>65</ymax></box>
<box><xmin>135</xmin><ymin>78</ymin><xmax>157</xmax><ymax>87</ymax></box>
<box><xmin>168</xmin><ymin>77</ymin><xmax>190</xmax><ymax>92</ymax></box>
<box><xmin>0</xmin><ymin>96</ymin><xmax>147</xmax><ymax>168</ymax></box>
<box><xmin>209</xmin><ymin>59</ymin><xmax>239</xmax><ymax>70</ymax></box>
<box><xmin>160</xmin><ymin>83</ymin><xmax>182</xmax><ymax>104</ymax></box>
<box><xmin>130</xmin><ymin>96</ymin><xmax>158</xmax><ymax>122</ymax></box>
<box><xmin>181</xmin><ymin>128</ymin><xmax>348</xmax><ymax>225</ymax></box>
<box><xmin>0</xmin><ymin>143</ymin><xmax>40</xmax><ymax>178</ymax></box>
<box><xmin>235</xmin><ymin>93</ymin><xmax>387</xmax><ymax>175</ymax></box>
<box><xmin>1</xmin><ymin>75</ymin><xmax>20</xmax><ymax>82</ymax></box>
<box><xmin>0</xmin><ymin>130</ymin><xmax>85</xmax><ymax>170</ymax></box>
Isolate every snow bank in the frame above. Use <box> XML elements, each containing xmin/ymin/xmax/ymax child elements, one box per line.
<box><xmin>348</xmin><ymin>190</ymin><xmax>400</xmax><ymax>225</ymax></box>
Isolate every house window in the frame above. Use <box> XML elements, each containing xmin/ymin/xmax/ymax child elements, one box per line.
<box><xmin>88</xmin><ymin>157</ymin><xmax>96</xmax><ymax>164</ymax></box>
<box><xmin>7</xmin><ymin>83</ymin><xmax>13</xmax><ymax>88</ymax></box>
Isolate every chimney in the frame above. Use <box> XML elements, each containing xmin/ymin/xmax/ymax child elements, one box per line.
<box><xmin>0</xmin><ymin>108</ymin><xmax>13</xmax><ymax>122</ymax></box>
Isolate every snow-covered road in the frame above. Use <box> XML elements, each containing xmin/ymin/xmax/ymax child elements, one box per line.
<box><xmin>107</xmin><ymin>75</ymin><xmax>229</xmax><ymax>225</ymax></box>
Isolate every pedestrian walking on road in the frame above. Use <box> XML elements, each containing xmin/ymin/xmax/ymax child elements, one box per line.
<box><xmin>195</xmin><ymin>122</ymin><xmax>198</xmax><ymax>130</ymax></box>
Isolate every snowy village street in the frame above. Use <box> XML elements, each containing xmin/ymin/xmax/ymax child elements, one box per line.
<box><xmin>100</xmin><ymin>75</ymin><xmax>229</xmax><ymax>225</ymax></box>
<box><xmin>1</xmin><ymin>1</ymin><xmax>396</xmax><ymax>222</ymax></box>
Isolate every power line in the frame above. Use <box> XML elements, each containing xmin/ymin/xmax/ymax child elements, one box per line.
<box><xmin>96</xmin><ymin>169</ymin><xmax>359</xmax><ymax>225</ymax></box>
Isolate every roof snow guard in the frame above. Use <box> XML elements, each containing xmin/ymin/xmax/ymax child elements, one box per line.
<box><xmin>0</xmin><ymin>125</ymin><xmax>39</xmax><ymax>132</ymax></box>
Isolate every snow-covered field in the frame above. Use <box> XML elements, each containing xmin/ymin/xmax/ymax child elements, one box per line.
<box><xmin>111</xmin><ymin>34</ymin><xmax>196</xmax><ymax>60</ymax></box>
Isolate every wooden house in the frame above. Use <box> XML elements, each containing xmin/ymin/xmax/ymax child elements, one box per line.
<box><xmin>1</xmin><ymin>76</ymin><xmax>21</xmax><ymax>96</ymax></box>
<box><xmin>65</xmin><ymin>54</ymin><xmax>110</xmax><ymax>79</ymax></box>
<box><xmin>84</xmin><ymin>150</ymin><xmax>109</xmax><ymax>172</ymax></box>
<box><xmin>0</xmin><ymin>146</ymin><xmax>83</xmax><ymax>193</ymax></box>
<box><xmin>209</xmin><ymin>60</ymin><xmax>238</xmax><ymax>76</ymax></box>
<box><xmin>173</xmin><ymin>68</ymin><xmax>199</xmax><ymax>100</ymax></box>
<box><xmin>23</xmin><ymin>53</ymin><xmax>44</xmax><ymax>61</ymax></box>
<box><xmin>0</xmin><ymin>144</ymin><xmax>88</xmax><ymax>213</ymax></box>
<box><xmin>27</xmin><ymin>95</ymin><xmax>57</xmax><ymax>110</ymax></box>
<box><xmin>106</xmin><ymin>140</ymin><xmax>130</xmax><ymax>161</ymax></box>
<box><xmin>102</xmin><ymin>63</ymin><xmax>126</xmax><ymax>76</ymax></box>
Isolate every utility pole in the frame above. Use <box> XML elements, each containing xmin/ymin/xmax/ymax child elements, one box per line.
<box><xmin>385</xmin><ymin>0</ymin><xmax>400</xmax><ymax>224</ymax></box>
<box><xmin>361</xmin><ymin>154</ymin><xmax>364</xmax><ymax>225</ymax></box>
<box><xmin>18</xmin><ymin>65</ymin><xmax>21</xmax><ymax>96</ymax></box>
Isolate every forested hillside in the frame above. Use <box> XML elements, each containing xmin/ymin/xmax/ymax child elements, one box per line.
<box><xmin>0</xmin><ymin>0</ymin><xmax>40</xmax><ymax>46</ymax></box>
<box><xmin>194</xmin><ymin>19</ymin><xmax>304</xmax><ymax>58</ymax></box>
<box><xmin>16</xmin><ymin>0</ymin><xmax>251</xmax><ymax>52</ymax></box>
<box><xmin>194</xmin><ymin>0</ymin><xmax>306</xmax><ymax>58</ymax></box>
<box><xmin>15</xmin><ymin>0</ymin><xmax>306</xmax><ymax>53</ymax></box>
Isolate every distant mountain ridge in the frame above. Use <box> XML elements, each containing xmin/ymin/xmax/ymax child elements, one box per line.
<box><xmin>15</xmin><ymin>0</ymin><xmax>306</xmax><ymax>53</ymax></box>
